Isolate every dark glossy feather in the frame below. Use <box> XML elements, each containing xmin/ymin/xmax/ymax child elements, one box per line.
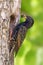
<box><xmin>9</xmin><ymin>15</ymin><xmax>34</xmax><ymax>56</ymax></box>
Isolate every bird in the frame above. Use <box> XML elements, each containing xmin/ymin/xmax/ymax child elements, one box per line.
<box><xmin>9</xmin><ymin>14</ymin><xmax>34</xmax><ymax>56</ymax></box>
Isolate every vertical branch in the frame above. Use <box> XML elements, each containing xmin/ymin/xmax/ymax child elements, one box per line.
<box><xmin>0</xmin><ymin>0</ymin><xmax>21</xmax><ymax>65</ymax></box>
<box><xmin>0</xmin><ymin>0</ymin><xmax>10</xmax><ymax>65</ymax></box>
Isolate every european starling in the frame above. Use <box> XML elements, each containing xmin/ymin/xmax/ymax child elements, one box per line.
<box><xmin>9</xmin><ymin>15</ymin><xmax>34</xmax><ymax>56</ymax></box>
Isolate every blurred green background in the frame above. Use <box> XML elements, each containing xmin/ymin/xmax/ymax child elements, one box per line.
<box><xmin>15</xmin><ymin>0</ymin><xmax>43</xmax><ymax>65</ymax></box>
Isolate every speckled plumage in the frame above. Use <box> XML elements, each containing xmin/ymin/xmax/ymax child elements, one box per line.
<box><xmin>9</xmin><ymin>15</ymin><xmax>34</xmax><ymax>56</ymax></box>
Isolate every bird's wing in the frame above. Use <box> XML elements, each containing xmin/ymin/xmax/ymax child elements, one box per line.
<box><xmin>15</xmin><ymin>26</ymin><xmax>27</xmax><ymax>55</ymax></box>
<box><xmin>9</xmin><ymin>29</ymin><xmax>18</xmax><ymax>53</ymax></box>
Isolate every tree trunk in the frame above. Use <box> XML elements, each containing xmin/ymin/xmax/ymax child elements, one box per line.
<box><xmin>0</xmin><ymin>0</ymin><xmax>21</xmax><ymax>65</ymax></box>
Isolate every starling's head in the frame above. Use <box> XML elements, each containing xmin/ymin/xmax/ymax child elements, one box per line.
<box><xmin>21</xmin><ymin>14</ymin><xmax>34</xmax><ymax>28</ymax></box>
<box><xmin>26</xmin><ymin>16</ymin><xmax>34</xmax><ymax>28</ymax></box>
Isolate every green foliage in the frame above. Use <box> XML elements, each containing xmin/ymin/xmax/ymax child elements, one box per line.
<box><xmin>15</xmin><ymin>0</ymin><xmax>43</xmax><ymax>65</ymax></box>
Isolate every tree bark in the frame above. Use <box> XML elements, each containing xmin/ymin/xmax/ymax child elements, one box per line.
<box><xmin>0</xmin><ymin>0</ymin><xmax>21</xmax><ymax>65</ymax></box>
